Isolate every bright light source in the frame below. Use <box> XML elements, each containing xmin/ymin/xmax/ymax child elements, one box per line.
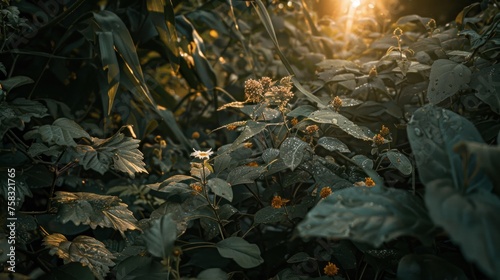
<box><xmin>350</xmin><ymin>0</ymin><xmax>361</xmax><ymax>8</ymax></box>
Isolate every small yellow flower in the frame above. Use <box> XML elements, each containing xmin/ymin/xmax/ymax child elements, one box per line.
<box><xmin>426</xmin><ymin>18</ymin><xmax>437</xmax><ymax>30</ymax></box>
<box><xmin>324</xmin><ymin>262</ymin><xmax>339</xmax><ymax>276</ymax></box>
<box><xmin>190</xmin><ymin>148</ymin><xmax>214</xmax><ymax>160</ymax></box>
<box><xmin>290</xmin><ymin>117</ymin><xmax>299</xmax><ymax>126</ymax></box>
<box><xmin>369</xmin><ymin>66</ymin><xmax>378</xmax><ymax>78</ymax></box>
<box><xmin>380</xmin><ymin>125</ymin><xmax>390</xmax><ymax>137</ymax></box>
<box><xmin>393</xmin><ymin>27</ymin><xmax>403</xmax><ymax>37</ymax></box>
<box><xmin>271</xmin><ymin>195</ymin><xmax>290</xmax><ymax>209</ymax></box>
<box><xmin>226</xmin><ymin>124</ymin><xmax>237</xmax><ymax>131</ymax></box>
<box><xmin>373</xmin><ymin>134</ymin><xmax>385</xmax><ymax>146</ymax></box>
<box><xmin>365</xmin><ymin>177</ymin><xmax>376</xmax><ymax>187</ymax></box>
<box><xmin>305</xmin><ymin>124</ymin><xmax>319</xmax><ymax>134</ymax></box>
<box><xmin>246</xmin><ymin>161</ymin><xmax>259</xmax><ymax>167</ymax></box>
<box><xmin>320</xmin><ymin>187</ymin><xmax>332</xmax><ymax>198</ymax></box>
<box><xmin>190</xmin><ymin>183</ymin><xmax>203</xmax><ymax>194</ymax></box>
<box><xmin>243</xmin><ymin>142</ymin><xmax>253</xmax><ymax>149</ymax></box>
<box><xmin>331</xmin><ymin>96</ymin><xmax>342</xmax><ymax>111</ymax></box>
<box><xmin>192</xmin><ymin>131</ymin><xmax>200</xmax><ymax>139</ymax></box>
<box><xmin>172</xmin><ymin>247</ymin><xmax>182</xmax><ymax>257</ymax></box>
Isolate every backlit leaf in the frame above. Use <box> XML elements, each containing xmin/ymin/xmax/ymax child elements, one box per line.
<box><xmin>43</xmin><ymin>233</ymin><xmax>115</xmax><ymax>280</ymax></box>
<box><xmin>308</xmin><ymin>109</ymin><xmax>372</xmax><ymax>140</ymax></box>
<box><xmin>53</xmin><ymin>191</ymin><xmax>140</xmax><ymax>237</ymax></box>
<box><xmin>24</xmin><ymin>118</ymin><xmax>91</xmax><ymax>147</ymax></box>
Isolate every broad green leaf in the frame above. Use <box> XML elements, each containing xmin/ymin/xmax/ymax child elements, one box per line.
<box><xmin>75</xmin><ymin>131</ymin><xmax>148</xmax><ymax>178</ymax></box>
<box><xmin>407</xmin><ymin>105</ymin><xmax>492</xmax><ymax>193</ymax></box>
<box><xmin>317</xmin><ymin>137</ymin><xmax>350</xmax><ymax>153</ymax></box>
<box><xmin>297</xmin><ymin>187</ymin><xmax>436</xmax><ymax>247</ymax></box>
<box><xmin>226</xmin><ymin>121</ymin><xmax>267</xmax><ymax>153</ymax></box>
<box><xmin>453</xmin><ymin>141</ymin><xmax>500</xmax><ymax>194</ymax></box>
<box><xmin>286</xmin><ymin>252</ymin><xmax>311</xmax><ymax>263</ymax></box>
<box><xmin>24</xmin><ymin>118</ymin><xmax>91</xmax><ymax>147</ymax></box>
<box><xmin>279</xmin><ymin>137</ymin><xmax>310</xmax><ymax>171</ymax></box>
<box><xmin>386</xmin><ymin>150</ymin><xmax>412</xmax><ymax>175</ymax></box>
<box><xmin>254</xmin><ymin>206</ymin><xmax>286</xmax><ymax>224</ymax></box>
<box><xmin>470</xmin><ymin>64</ymin><xmax>500</xmax><ymax>114</ymax></box>
<box><xmin>197</xmin><ymin>268</ymin><xmax>228</xmax><ymax>280</ymax></box>
<box><xmin>208</xmin><ymin>178</ymin><xmax>233</xmax><ymax>202</ymax></box>
<box><xmin>351</xmin><ymin>155</ymin><xmax>374</xmax><ymax>169</ymax></box>
<box><xmin>116</xmin><ymin>256</ymin><xmax>169</xmax><ymax>280</ymax></box>
<box><xmin>0</xmin><ymin>76</ymin><xmax>34</xmax><ymax>92</ymax></box>
<box><xmin>0</xmin><ymin>98</ymin><xmax>48</xmax><ymax>137</ymax></box>
<box><xmin>427</xmin><ymin>59</ymin><xmax>471</xmax><ymax>104</ymax></box>
<box><xmin>142</xmin><ymin>214</ymin><xmax>177</xmax><ymax>259</ymax></box>
<box><xmin>215</xmin><ymin>237</ymin><xmax>264</xmax><ymax>268</ymax></box>
<box><xmin>150</xmin><ymin>197</ymin><xmax>209</xmax><ymax>235</ymax></box>
<box><xmin>397</xmin><ymin>254</ymin><xmax>468</xmax><ymax>280</ymax></box>
<box><xmin>43</xmin><ymin>234</ymin><xmax>115</xmax><ymax>280</ymax></box>
<box><xmin>287</xmin><ymin>105</ymin><xmax>316</xmax><ymax>118</ymax></box>
<box><xmin>53</xmin><ymin>191</ymin><xmax>140</xmax><ymax>237</ymax></box>
<box><xmin>262</xmin><ymin>148</ymin><xmax>280</xmax><ymax>163</ymax></box>
<box><xmin>308</xmin><ymin>109</ymin><xmax>372</xmax><ymax>140</ymax></box>
<box><xmin>425</xmin><ymin>179</ymin><xmax>500</xmax><ymax>279</ymax></box>
<box><xmin>226</xmin><ymin>165</ymin><xmax>265</xmax><ymax>186</ymax></box>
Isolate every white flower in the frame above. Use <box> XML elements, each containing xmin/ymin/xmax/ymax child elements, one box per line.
<box><xmin>190</xmin><ymin>148</ymin><xmax>214</xmax><ymax>160</ymax></box>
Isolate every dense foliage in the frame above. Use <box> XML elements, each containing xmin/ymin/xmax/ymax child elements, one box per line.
<box><xmin>1</xmin><ymin>0</ymin><xmax>499</xmax><ymax>279</ymax></box>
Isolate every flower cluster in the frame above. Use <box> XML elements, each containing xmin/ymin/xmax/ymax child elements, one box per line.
<box><xmin>244</xmin><ymin>76</ymin><xmax>294</xmax><ymax>111</ymax></box>
<box><xmin>271</xmin><ymin>195</ymin><xmax>290</xmax><ymax>209</ymax></box>
<box><xmin>320</xmin><ymin>187</ymin><xmax>332</xmax><ymax>198</ymax></box>
<box><xmin>323</xmin><ymin>262</ymin><xmax>339</xmax><ymax>276</ymax></box>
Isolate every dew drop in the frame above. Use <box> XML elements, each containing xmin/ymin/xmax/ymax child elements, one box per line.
<box><xmin>414</xmin><ymin>128</ymin><xmax>422</xmax><ymax>136</ymax></box>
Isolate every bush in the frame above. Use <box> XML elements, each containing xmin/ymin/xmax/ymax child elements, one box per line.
<box><xmin>1</xmin><ymin>0</ymin><xmax>499</xmax><ymax>279</ymax></box>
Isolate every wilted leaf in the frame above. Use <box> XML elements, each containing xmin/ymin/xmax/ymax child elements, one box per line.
<box><xmin>427</xmin><ymin>59</ymin><xmax>471</xmax><ymax>104</ymax></box>
<box><xmin>142</xmin><ymin>214</ymin><xmax>177</xmax><ymax>259</ymax></box>
<box><xmin>75</xmin><ymin>131</ymin><xmax>148</xmax><ymax>178</ymax></box>
<box><xmin>297</xmin><ymin>187</ymin><xmax>436</xmax><ymax>247</ymax></box>
<box><xmin>43</xmin><ymin>233</ymin><xmax>116</xmax><ymax>280</ymax></box>
<box><xmin>24</xmin><ymin>118</ymin><xmax>91</xmax><ymax>147</ymax></box>
<box><xmin>53</xmin><ymin>191</ymin><xmax>140</xmax><ymax>237</ymax></box>
<box><xmin>215</xmin><ymin>237</ymin><xmax>264</xmax><ymax>268</ymax></box>
<box><xmin>0</xmin><ymin>98</ymin><xmax>48</xmax><ymax>137</ymax></box>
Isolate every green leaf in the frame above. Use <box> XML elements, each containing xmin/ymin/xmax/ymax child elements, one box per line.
<box><xmin>425</xmin><ymin>179</ymin><xmax>500</xmax><ymax>279</ymax></box>
<box><xmin>53</xmin><ymin>191</ymin><xmax>140</xmax><ymax>237</ymax></box>
<box><xmin>226</xmin><ymin>165</ymin><xmax>265</xmax><ymax>186</ymax></box>
<box><xmin>0</xmin><ymin>98</ymin><xmax>48</xmax><ymax>137</ymax></box>
<box><xmin>317</xmin><ymin>137</ymin><xmax>350</xmax><ymax>153</ymax></box>
<box><xmin>407</xmin><ymin>105</ymin><xmax>492</xmax><ymax>193</ymax></box>
<box><xmin>229</xmin><ymin>121</ymin><xmax>267</xmax><ymax>152</ymax></box>
<box><xmin>75</xmin><ymin>131</ymin><xmax>148</xmax><ymax>178</ymax></box>
<box><xmin>351</xmin><ymin>155</ymin><xmax>374</xmax><ymax>169</ymax></box>
<box><xmin>386</xmin><ymin>150</ymin><xmax>412</xmax><ymax>175</ymax></box>
<box><xmin>427</xmin><ymin>59</ymin><xmax>471</xmax><ymax>104</ymax></box>
<box><xmin>397</xmin><ymin>254</ymin><xmax>468</xmax><ymax>280</ymax></box>
<box><xmin>287</xmin><ymin>105</ymin><xmax>316</xmax><ymax>118</ymax></box>
<box><xmin>280</xmin><ymin>137</ymin><xmax>310</xmax><ymax>171</ymax></box>
<box><xmin>308</xmin><ymin>109</ymin><xmax>372</xmax><ymax>140</ymax></box>
<box><xmin>24</xmin><ymin>118</ymin><xmax>91</xmax><ymax>147</ymax></box>
<box><xmin>254</xmin><ymin>206</ymin><xmax>286</xmax><ymax>224</ymax></box>
<box><xmin>197</xmin><ymin>268</ymin><xmax>228</xmax><ymax>280</ymax></box>
<box><xmin>297</xmin><ymin>187</ymin><xmax>436</xmax><ymax>247</ymax></box>
<box><xmin>96</xmin><ymin>31</ymin><xmax>120</xmax><ymax>115</ymax></box>
<box><xmin>453</xmin><ymin>141</ymin><xmax>500</xmax><ymax>194</ymax></box>
<box><xmin>43</xmin><ymin>234</ymin><xmax>115</xmax><ymax>280</ymax></box>
<box><xmin>116</xmin><ymin>256</ymin><xmax>169</xmax><ymax>280</ymax></box>
<box><xmin>286</xmin><ymin>252</ymin><xmax>311</xmax><ymax>264</ymax></box>
<box><xmin>0</xmin><ymin>172</ymin><xmax>32</xmax><ymax>208</ymax></box>
<box><xmin>215</xmin><ymin>237</ymin><xmax>264</xmax><ymax>268</ymax></box>
<box><xmin>208</xmin><ymin>178</ymin><xmax>233</xmax><ymax>202</ymax></box>
<box><xmin>142</xmin><ymin>214</ymin><xmax>177</xmax><ymax>259</ymax></box>
<box><xmin>0</xmin><ymin>76</ymin><xmax>34</xmax><ymax>92</ymax></box>
<box><xmin>470</xmin><ymin>64</ymin><xmax>500</xmax><ymax>114</ymax></box>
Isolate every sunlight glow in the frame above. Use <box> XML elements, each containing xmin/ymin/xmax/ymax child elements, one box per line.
<box><xmin>350</xmin><ymin>0</ymin><xmax>361</xmax><ymax>8</ymax></box>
